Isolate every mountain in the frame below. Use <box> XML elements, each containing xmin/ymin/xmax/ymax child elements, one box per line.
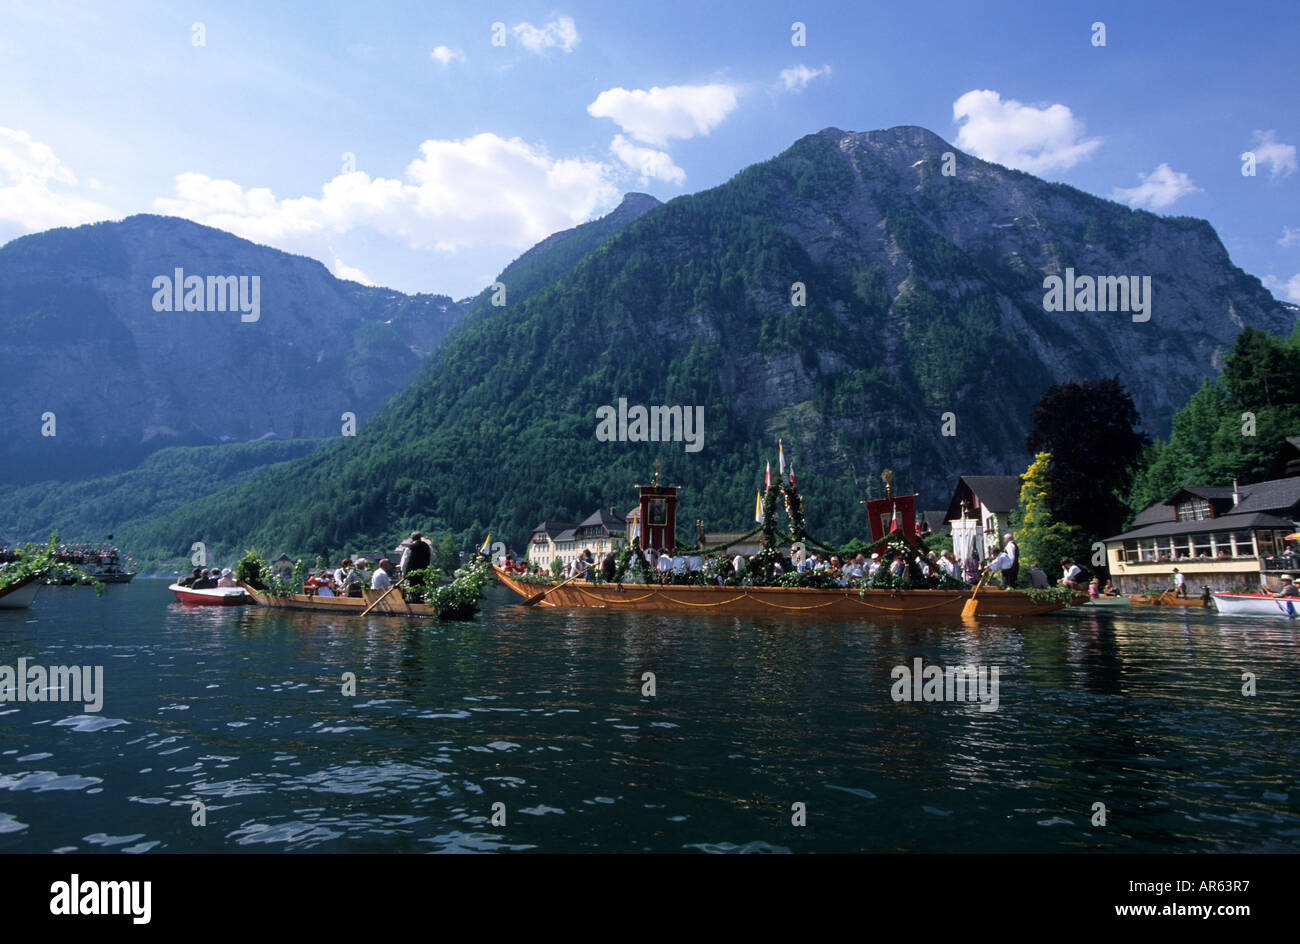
<box><xmin>121</xmin><ymin>126</ymin><xmax>1295</xmax><ymax>563</ymax></box>
<box><xmin>0</xmin><ymin>194</ymin><xmax>663</xmax><ymax>547</ymax></box>
<box><xmin>0</xmin><ymin>215</ymin><xmax>469</xmax><ymax>484</ymax></box>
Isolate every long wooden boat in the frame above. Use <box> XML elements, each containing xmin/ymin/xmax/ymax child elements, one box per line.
<box><xmin>169</xmin><ymin>583</ymin><xmax>252</xmax><ymax>606</ymax></box>
<box><xmin>240</xmin><ymin>583</ymin><xmax>443</xmax><ymax>617</ymax></box>
<box><xmin>492</xmin><ymin>567</ymin><xmax>1084</xmax><ymax>619</ymax></box>
<box><xmin>0</xmin><ymin>573</ymin><xmax>42</xmax><ymax>610</ymax></box>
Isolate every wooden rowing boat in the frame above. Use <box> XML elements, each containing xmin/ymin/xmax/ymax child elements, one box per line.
<box><xmin>492</xmin><ymin>567</ymin><xmax>1084</xmax><ymax>619</ymax></box>
<box><xmin>240</xmin><ymin>583</ymin><xmax>443</xmax><ymax>617</ymax></box>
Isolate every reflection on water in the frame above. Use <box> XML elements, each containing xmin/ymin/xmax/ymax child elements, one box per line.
<box><xmin>0</xmin><ymin>581</ymin><xmax>1297</xmax><ymax>853</ymax></box>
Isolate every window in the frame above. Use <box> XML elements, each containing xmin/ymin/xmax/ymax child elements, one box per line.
<box><xmin>1139</xmin><ymin>539</ymin><xmax>1158</xmax><ymax>561</ymax></box>
<box><xmin>1231</xmin><ymin>531</ymin><xmax>1255</xmax><ymax>557</ymax></box>
<box><xmin>1171</xmin><ymin>536</ymin><xmax>1190</xmax><ymax>560</ymax></box>
<box><xmin>1123</xmin><ymin>540</ymin><xmax>1139</xmax><ymax>564</ymax></box>
<box><xmin>1175</xmin><ymin>498</ymin><xmax>1212</xmax><ymax>522</ymax></box>
<box><xmin>1191</xmin><ymin>533</ymin><xmax>1213</xmax><ymax>558</ymax></box>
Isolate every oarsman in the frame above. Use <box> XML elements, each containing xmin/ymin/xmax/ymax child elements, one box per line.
<box><xmin>1171</xmin><ymin>567</ymin><xmax>1186</xmax><ymax>598</ymax></box>
<box><xmin>1269</xmin><ymin>574</ymin><xmax>1300</xmax><ymax>598</ymax></box>
<box><xmin>986</xmin><ymin>545</ymin><xmax>1013</xmax><ymax>588</ymax></box>
<box><xmin>399</xmin><ymin>533</ymin><xmax>432</xmax><ymax>576</ymax></box>
<box><xmin>1001</xmin><ymin>533</ymin><xmax>1019</xmax><ymax>588</ymax></box>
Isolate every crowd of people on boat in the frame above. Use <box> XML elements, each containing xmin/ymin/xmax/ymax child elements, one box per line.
<box><xmin>504</xmin><ymin>532</ymin><xmax>1112</xmax><ymax>594</ymax></box>
<box><xmin>178</xmin><ymin>567</ymin><xmax>240</xmax><ymax>589</ymax></box>
<box><xmin>295</xmin><ymin>532</ymin><xmax>431</xmax><ymax>596</ymax></box>
<box><xmin>0</xmin><ymin>543</ymin><xmax>123</xmax><ymax>567</ymax></box>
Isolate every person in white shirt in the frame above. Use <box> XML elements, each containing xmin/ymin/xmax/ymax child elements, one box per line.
<box><xmin>333</xmin><ymin>558</ymin><xmax>352</xmax><ymax>586</ymax></box>
<box><xmin>732</xmin><ymin>554</ymin><xmax>746</xmax><ymax>574</ymax></box>
<box><xmin>688</xmin><ymin>554</ymin><xmax>702</xmax><ymax>573</ymax></box>
<box><xmin>1058</xmin><ymin>558</ymin><xmax>1085</xmax><ymax>590</ymax></box>
<box><xmin>1171</xmin><ymin>567</ymin><xmax>1186</xmax><ymax>598</ymax></box>
<box><xmin>868</xmin><ymin>554</ymin><xmax>881</xmax><ymax>576</ymax></box>
<box><xmin>371</xmin><ymin>560</ymin><xmax>393</xmax><ymax>589</ymax></box>
<box><xmin>1001</xmin><ymin>533</ymin><xmax>1019</xmax><ymax>588</ymax></box>
<box><xmin>986</xmin><ymin>548</ymin><xmax>1012</xmax><ymax>583</ymax></box>
<box><xmin>939</xmin><ymin>553</ymin><xmax>955</xmax><ymax>577</ymax></box>
<box><xmin>657</xmin><ymin>552</ymin><xmax>674</xmax><ymax>582</ymax></box>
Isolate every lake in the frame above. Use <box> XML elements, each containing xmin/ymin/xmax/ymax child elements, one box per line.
<box><xmin>1</xmin><ymin>579</ymin><xmax>1297</xmax><ymax>853</ymax></box>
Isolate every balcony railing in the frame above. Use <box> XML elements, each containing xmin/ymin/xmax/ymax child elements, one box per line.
<box><xmin>1262</xmin><ymin>556</ymin><xmax>1300</xmax><ymax>572</ymax></box>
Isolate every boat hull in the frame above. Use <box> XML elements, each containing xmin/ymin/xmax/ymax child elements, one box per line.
<box><xmin>241</xmin><ymin>584</ymin><xmax>442</xmax><ymax>617</ymax></box>
<box><xmin>1212</xmin><ymin>592</ymin><xmax>1300</xmax><ymax>618</ymax></box>
<box><xmin>169</xmin><ymin>583</ymin><xmax>251</xmax><ymax>606</ymax></box>
<box><xmin>0</xmin><ymin>573</ymin><xmax>41</xmax><ymax>609</ymax></box>
<box><xmin>492</xmin><ymin>567</ymin><xmax>1082</xmax><ymax>619</ymax></box>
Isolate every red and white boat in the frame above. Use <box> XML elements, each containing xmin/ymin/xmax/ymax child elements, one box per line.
<box><xmin>1212</xmin><ymin>592</ymin><xmax>1299</xmax><ymax>618</ymax></box>
<box><xmin>168</xmin><ymin>583</ymin><xmax>252</xmax><ymax>606</ymax></box>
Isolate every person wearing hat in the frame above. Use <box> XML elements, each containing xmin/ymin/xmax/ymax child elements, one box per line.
<box><xmin>1170</xmin><ymin>567</ymin><xmax>1186</xmax><ymax>598</ymax></box>
<box><xmin>1270</xmin><ymin>574</ymin><xmax>1300</xmax><ymax>598</ymax></box>
<box><xmin>179</xmin><ymin>566</ymin><xmax>204</xmax><ymax>588</ymax></box>
<box><xmin>399</xmin><ymin>532</ymin><xmax>432</xmax><ymax>576</ymax></box>
<box><xmin>217</xmin><ymin>567</ymin><xmax>237</xmax><ymax>588</ymax></box>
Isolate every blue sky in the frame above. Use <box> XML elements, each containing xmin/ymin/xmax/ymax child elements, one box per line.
<box><xmin>2</xmin><ymin>0</ymin><xmax>1297</xmax><ymax>301</ymax></box>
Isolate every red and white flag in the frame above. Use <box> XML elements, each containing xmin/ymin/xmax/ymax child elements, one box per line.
<box><xmin>765</xmin><ymin>460</ymin><xmax>772</xmax><ymax>490</ymax></box>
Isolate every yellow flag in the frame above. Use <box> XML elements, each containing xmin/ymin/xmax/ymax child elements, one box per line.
<box><xmin>754</xmin><ymin>491</ymin><xmax>763</xmax><ymax>523</ymax></box>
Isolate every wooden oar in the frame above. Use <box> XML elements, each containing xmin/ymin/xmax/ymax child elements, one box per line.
<box><xmin>961</xmin><ymin>568</ymin><xmax>994</xmax><ymax>620</ymax></box>
<box><xmin>360</xmin><ymin>576</ymin><xmax>404</xmax><ymax>616</ymax></box>
<box><xmin>522</xmin><ymin>564</ymin><xmax>589</xmax><ymax>607</ymax></box>
<box><xmin>1259</xmin><ymin>577</ymin><xmax>1296</xmax><ymax>619</ymax></box>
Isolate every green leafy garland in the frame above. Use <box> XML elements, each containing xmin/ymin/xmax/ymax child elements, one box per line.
<box><xmin>1</xmin><ymin>533</ymin><xmax>105</xmax><ymax>596</ymax></box>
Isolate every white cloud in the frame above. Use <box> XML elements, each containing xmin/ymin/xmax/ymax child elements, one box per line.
<box><xmin>952</xmin><ymin>89</ymin><xmax>1102</xmax><ymax>175</ymax></box>
<box><xmin>513</xmin><ymin>16</ymin><xmax>579</xmax><ymax>54</ymax></box>
<box><xmin>153</xmin><ymin>133</ymin><xmax>621</xmax><ymax>262</ymax></box>
<box><xmin>0</xmin><ymin>127</ymin><xmax>117</xmax><ymax>232</ymax></box>
<box><xmin>1264</xmin><ymin>274</ymin><xmax>1300</xmax><ymax>303</ymax></box>
<box><xmin>1248</xmin><ymin>129</ymin><xmax>1297</xmax><ymax>179</ymax></box>
<box><xmin>430</xmin><ymin>45</ymin><xmax>465</xmax><ymax>67</ymax></box>
<box><xmin>1280</xmin><ymin>226</ymin><xmax>1300</xmax><ymax>247</ymax></box>
<box><xmin>1110</xmin><ymin>162</ymin><xmax>1201</xmax><ymax>210</ymax></box>
<box><xmin>779</xmin><ymin>64</ymin><xmax>831</xmax><ymax>92</ymax></box>
<box><xmin>610</xmin><ymin>135</ymin><xmax>685</xmax><ymax>186</ymax></box>
<box><xmin>588</xmin><ymin>84</ymin><xmax>740</xmax><ymax>148</ymax></box>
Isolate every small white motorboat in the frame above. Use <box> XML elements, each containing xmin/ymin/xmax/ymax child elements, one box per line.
<box><xmin>1212</xmin><ymin>592</ymin><xmax>1299</xmax><ymax>618</ymax></box>
<box><xmin>168</xmin><ymin>583</ymin><xmax>252</xmax><ymax>606</ymax></box>
<box><xmin>0</xmin><ymin>573</ymin><xmax>42</xmax><ymax>609</ymax></box>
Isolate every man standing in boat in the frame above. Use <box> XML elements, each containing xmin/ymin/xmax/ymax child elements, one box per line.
<box><xmin>1001</xmin><ymin>533</ymin><xmax>1019</xmax><ymax>588</ymax></box>
<box><xmin>399</xmin><ymin>532</ymin><xmax>432</xmax><ymax>576</ymax></box>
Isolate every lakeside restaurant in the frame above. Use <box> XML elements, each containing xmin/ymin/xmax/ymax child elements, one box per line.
<box><xmin>1102</xmin><ymin>478</ymin><xmax>1300</xmax><ymax>594</ymax></box>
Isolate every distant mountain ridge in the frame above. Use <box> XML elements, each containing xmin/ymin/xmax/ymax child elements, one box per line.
<box><xmin>116</xmin><ymin>125</ymin><xmax>1296</xmax><ymax>563</ymax></box>
<box><xmin>0</xmin><ymin>194</ymin><xmax>662</xmax><ymax>486</ymax></box>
